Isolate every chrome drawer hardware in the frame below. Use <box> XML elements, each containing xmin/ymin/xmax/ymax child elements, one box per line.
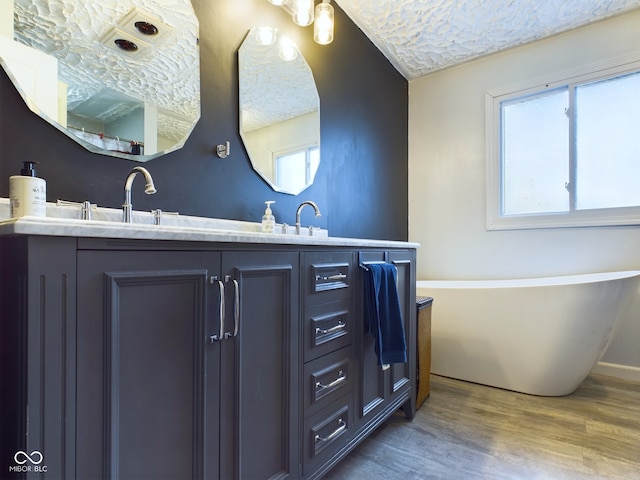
<box><xmin>315</xmin><ymin>419</ymin><xmax>346</xmax><ymax>444</ymax></box>
<box><xmin>315</xmin><ymin>371</ymin><xmax>346</xmax><ymax>391</ymax></box>
<box><xmin>315</xmin><ymin>321</ymin><xmax>346</xmax><ymax>336</ymax></box>
<box><xmin>315</xmin><ymin>273</ymin><xmax>347</xmax><ymax>282</ymax></box>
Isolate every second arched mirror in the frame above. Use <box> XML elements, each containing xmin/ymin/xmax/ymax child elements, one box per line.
<box><xmin>239</xmin><ymin>27</ymin><xmax>320</xmax><ymax>195</ymax></box>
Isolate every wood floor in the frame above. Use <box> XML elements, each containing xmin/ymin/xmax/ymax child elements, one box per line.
<box><xmin>323</xmin><ymin>374</ymin><xmax>640</xmax><ymax>479</ymax></box>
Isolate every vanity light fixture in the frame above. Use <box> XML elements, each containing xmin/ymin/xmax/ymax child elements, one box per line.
<box><xmin>314</xmin><ymin>0</ymin><xmax>334</xmax><ymax>45</ymax></box>
<box><xmin>292</xmin><ymin>0</ymin><xmax>314</xmax><ymax>26</ymax></box>
<box><xmin>267</xmin><ymin>0</ymin><xmax>334</xmax><ymax>45</ymax></box>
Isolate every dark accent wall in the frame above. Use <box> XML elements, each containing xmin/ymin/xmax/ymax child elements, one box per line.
<box><xmin>0</xmin><ymin>0</ymin><xmax>408</xmax><ymax>241</ymax></box>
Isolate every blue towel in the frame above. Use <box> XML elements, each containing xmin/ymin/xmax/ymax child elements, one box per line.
<box><xmin>363</xmin><ymin>263</ymin><xmax>407</xmax><ymax>365</ymax></box>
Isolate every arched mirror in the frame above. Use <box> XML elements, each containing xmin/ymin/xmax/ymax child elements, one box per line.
<box><xmin>239</xmin><ymin>27</ymin><xmax>320</xmax><ymax>196</ymax></box>
<box><xmin>0</xmin><ymin>0</ymin><xmax>200</xmax><ymax>161</ymax></box>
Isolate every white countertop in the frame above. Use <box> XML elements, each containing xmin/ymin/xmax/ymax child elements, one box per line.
<box><xmin>0</xmin><ymin>199</ymin><xmax>419</xmax><ymax>249</ymax></box>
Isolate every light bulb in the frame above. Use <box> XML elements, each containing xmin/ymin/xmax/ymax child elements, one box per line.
<box><xmin>314</xmin><ymin>1</ymin><xmax>334</xmax><ymax>45</ymax></box>
<box><xmin>292</xmin><ymin>0</ymin><xmax>314</xmax><ymax>27</ymax></box>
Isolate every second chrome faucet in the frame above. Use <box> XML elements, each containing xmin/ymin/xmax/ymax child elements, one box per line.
<box><xmin>295</xmin><ymin>200</ymin><xmax>321</xmax><ymax>235</ymax></box>
<box><xmin>123</xmin><ymin>166</ymin><xmax>156</xmax><ymax>223</ymax></box>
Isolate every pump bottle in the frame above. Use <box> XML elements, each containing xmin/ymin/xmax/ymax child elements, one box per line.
<box><xmin>261</xmin><ymin>201</ymin><xmax>276</xmax><ymax>233</ymax></box>
<box><xmin>9</xmin><ymin>161</ymin><xmax>47</xmax><ymax>218</ymax></box>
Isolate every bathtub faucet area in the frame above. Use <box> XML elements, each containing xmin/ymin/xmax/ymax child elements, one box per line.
<box><xmin>416</xmin><ymin>271</ymin><xmax>640</xmax><ymax>396</ymax></box>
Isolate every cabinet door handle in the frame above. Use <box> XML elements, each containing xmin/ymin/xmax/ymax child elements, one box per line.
<box><xmin>209</xmin><ymin>280</ymin><xmax>225</xmax><ymax>343</ymax></box>
<box><xmin>315</xmin><ymin>419</ymin><xmax>346</xmax><ymax>444</ymax></box>
<box><xmin>225</xmin><ymin>279</ymin><xmax>240</xmax><ymax>339</ymax></box>
<box><xmin>315</xmin><ymin>321</ymin><xmax>346</xmax><ymax>335</ymax></box>
<box><xmin>315</xmin><ymin>371</ymin><xmax>346</xmax><ymax>391</ymax></box>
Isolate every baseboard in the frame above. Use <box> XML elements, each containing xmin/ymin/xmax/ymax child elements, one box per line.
<box><xmin>591</xmin><ymin>362</ymin><xmax>640</xmax><ymax>382</ymax></box>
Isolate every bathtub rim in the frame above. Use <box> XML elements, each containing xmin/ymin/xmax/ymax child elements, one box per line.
<box><xmin>416</xmin><ymin>270</ymin><xmax>640</xmax><ymax>289</ymax></box>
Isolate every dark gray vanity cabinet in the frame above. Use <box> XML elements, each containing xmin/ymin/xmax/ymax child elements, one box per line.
<box><xmin>74</xmin><ymin>241</ymin><xmax>299</xmax><ymax>480</ymax></box>
<box><xmin>1</xmin><ymin>234</ymin><xmax>416</xmax><ymax>480</ymax></box>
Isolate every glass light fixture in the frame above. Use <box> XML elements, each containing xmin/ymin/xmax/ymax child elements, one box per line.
<box><xmin>292</xmin><ymin>0</ymin><xmax>314</xmax><ymax>27</ymax></box>
<box><xmin>314</xmin><ymin>0</ymin><xmax>334</xmax><ymax>45</ymax></box>
<box><xmin>266</xmin><ymin>0</ymin><xmax>335</xmax><ymax>45</ymax></box>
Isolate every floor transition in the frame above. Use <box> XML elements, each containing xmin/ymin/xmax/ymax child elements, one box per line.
<box><xmin>324</xmin><ymin>374</ymin><xmax>640</xmax><ymax>479</ymax></box>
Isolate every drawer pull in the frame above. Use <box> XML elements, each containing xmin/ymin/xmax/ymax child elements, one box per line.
<box><xmin>315</xmin><ymin>273</ymin><xmax>347</xmax><ymax>282</ymax></box>
<box><xmin>315</xmin><ymin>371</ymin><xmax>346</xmax><ymax>391</ymax></box>
<box><xmin>315</xmin><ymin>321</ymin><xmax>346</xmax><ymax>335</ymax></box>
<box><xmin>315</xmin><ymin>419</ymin><xmax>346</xmax><ymax>444</ymax></box>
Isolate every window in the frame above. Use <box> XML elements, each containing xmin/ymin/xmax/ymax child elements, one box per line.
<box><xmin>486</xmin><ymin>59</ymin><xmax>640</xmax><ymax>230</ymax></box>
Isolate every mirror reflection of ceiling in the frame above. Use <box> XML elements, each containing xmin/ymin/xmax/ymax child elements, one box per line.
<box><xmin>239</xmin><ymin>28</ymin><xmax>320</xmax><ymax>196</ymax></box>
<box><xmin>240</xmin><ymin>33</ymin><xmax>318</xmax><ymax>133</ymax></box>
<box><xmin>7</xmin><ymin>0</ymin><xmax>199</xmax><ymax>160</ymax></box>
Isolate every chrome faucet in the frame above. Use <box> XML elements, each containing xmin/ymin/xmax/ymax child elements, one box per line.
<box><xmin>295</xmin><ymin>201</ymin><xmax>321</xmax><ymax>235</ymax></box>
<box><xmin>123</xmin><ymin>166</ymin><xmax>157</xmax><ymax>223</ymax></box>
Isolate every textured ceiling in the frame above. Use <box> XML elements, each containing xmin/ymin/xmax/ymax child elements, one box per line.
<box><xmin>336</xmin><ymin>0</ymin><xmax>640</xmax><ymax>80</ymax></box>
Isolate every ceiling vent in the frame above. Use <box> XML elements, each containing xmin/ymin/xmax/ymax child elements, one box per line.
<box><xmin>100</xmin><ymin>7</ymin><xmax>173</xmax><ymax>56</ymax></box>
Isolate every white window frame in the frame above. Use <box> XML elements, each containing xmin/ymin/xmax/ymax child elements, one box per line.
<box><xmin>486</xmin><ymin>53</ymin><xmax>640</xmax><ymax>230</ymax></box>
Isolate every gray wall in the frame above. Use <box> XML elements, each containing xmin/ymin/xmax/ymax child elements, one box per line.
<box><xmin>0</xmin><ymin>0</ymin><xmax>409</xmax><ymax>241</ymax></box>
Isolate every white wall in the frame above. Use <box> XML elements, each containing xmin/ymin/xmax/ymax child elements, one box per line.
<box><xmin>409</xmin><ymin>10</ymin><xmax>640</xmax><ymax>376</ymax></box>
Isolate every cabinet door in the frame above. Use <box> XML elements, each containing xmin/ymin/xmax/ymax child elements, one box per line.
<box><xmin>357</xmin><ymin>250</ymin><xmax>416</xmax><ymax>428</ymax></box>
<box><xmin>219</xmin><ymin>251</ymin><xmax>299</xmax><ymax>480</ymax></box>
<box><xmin>388</xmin><ymin>249</ymin><xmax>417</xmax><ymax>419</ymax></box>
<box><xmin>76</xmin><ymin>251</ymin><xmax>221</xmax><ymax>480</ymax></box>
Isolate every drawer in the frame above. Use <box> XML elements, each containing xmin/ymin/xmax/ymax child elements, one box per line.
<box><xmin>303</xmin><ymin>251</ymin><xmax>354</xmax><ymax>305</ymax></box>
<box><xmin>304</xmin><ymin>346</ymin><xmax>353</xmax><ymax>417</ymax></box>
<box><xmin>304</xmin><ymin>300</ymin><xmax>352</xmax><ymax>362</ymax></box>
<box><xmin>303</xmin><ymin>397</ymin><xmax>353</xmax><ymax>476</ymax></box>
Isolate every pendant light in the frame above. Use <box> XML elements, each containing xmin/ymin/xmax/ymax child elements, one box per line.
<box><xmin>314</xmin><ymin>0</ymin><xmax>334</xmax><ymax>45</ymax></box>
<box><xmin>266</xmin><ymin>0</ymin><xmax>335</xmax><ymax>45</ymax></box>
<box><xmin>292</xmin><ymin>0</ymin><xmax>314</xmax><ymax>27</ymax></box>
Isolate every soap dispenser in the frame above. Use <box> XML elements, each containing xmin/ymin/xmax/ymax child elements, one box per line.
<box><xmin>9</xmin><ymin>161</ymin><xmax>47</xmax><ymax>218</ymax></box>
<box><xmin>261</xmin><ymin>201</ymin><xmax>276</xmax><ymax>233</ymax></box>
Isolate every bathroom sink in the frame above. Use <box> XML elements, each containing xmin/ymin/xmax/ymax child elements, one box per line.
<box><xmin>0</xmin><ymin>198</ymin><xmax>328</xmax><ymax>238</ymax></box>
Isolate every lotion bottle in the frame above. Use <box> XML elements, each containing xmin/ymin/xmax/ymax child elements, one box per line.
<box><xmin>261</xmin><ymin>201</ymin><xmax>276</xmax><ymax>233</ymax></box>
<box><xmin>9</xmin><ymin>161</ymin><xmax>47</xmax><ymax>218</ymax></box>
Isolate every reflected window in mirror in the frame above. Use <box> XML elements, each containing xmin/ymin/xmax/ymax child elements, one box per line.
<box><xmin>275</xmin><ymin>145</ymin><xmax>319</xmax><ymax>194</ymax></box>
<box><xmin>0</xmin><ymin>0</ymin><xmax>200</xmax><ymax>162</ymax></box>
<box><xmin>239</xmin><ymin>27</ymin><xmax>320</xmax><ymax>195</ymax></box>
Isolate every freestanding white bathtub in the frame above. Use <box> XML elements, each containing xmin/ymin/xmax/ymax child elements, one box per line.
<box><xmin>416</xmin><ymin>271</ymin><xmax>640</xmax><ymax>396</ymax></box>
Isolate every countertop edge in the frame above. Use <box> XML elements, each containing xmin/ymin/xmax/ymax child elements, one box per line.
<box><xmin>0</xmin><ymin>217</ymin><xmax>420</xmax><ymax>249</ymax></box>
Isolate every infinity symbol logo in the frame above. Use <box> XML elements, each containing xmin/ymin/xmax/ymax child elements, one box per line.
<box><xmin>14</xmin><ymin>451</ymin><xmax>43</xmax><ymax>465</ymax></box>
